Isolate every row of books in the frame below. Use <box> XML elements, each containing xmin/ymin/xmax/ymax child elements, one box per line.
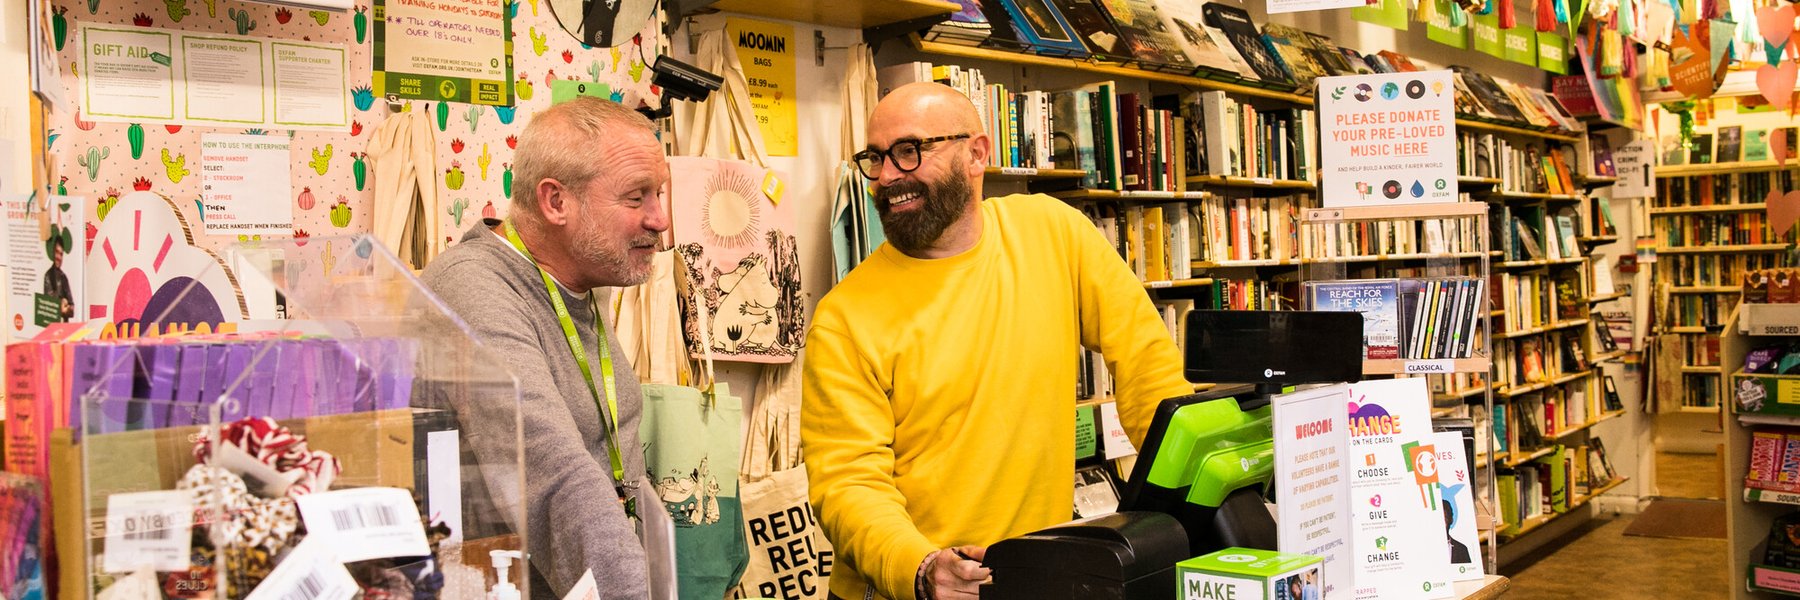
<box><xmin>1654</xmin><ymin>213</ymin><xmax>1774</xmax><ymax>247</ymax></box>
<box><xmin>1682</xmin><ymin>373</ymin><xmax>1722</xmax><ymax>408</ymax></box>
<box><xmin>1657</xmin><ymin>172</ymin><xmax>1799</xmax><ymax>208</ymax></box>
<box><xmin>1449</xmin><ymin>65</ymin><xmax>1584</xmax><ymax>131</ymax></box>
<box><xmin>1492</xmin><ymin>332</ymin><xmax>1588</xmax><ymax>391</ymax></box>
<box><xmin>1189</xmin><ymin>195</ymin><xmax>1310</xmax><ymax>265</ymax></box>
<box><xmin>1746</xmin><ymin>428</ymin><xmax>1800</xmax><ymax>493</ymax></box>
<box><xmin>1683</xmin><ymin>335</ymin><xmax>1722</xmax><ymax>367</ymax></box>
<box><xmin>928</xmin><ymin>0</ymin><xmax>1584</xmax><ymax>134</ymax></box>
<box><xmin>1077</xmin><ymin>347</ymin><xmax>1114</xmax><ymax>400</ymax></box>
<box><xmin>1085</xmin><ymin>196</ymin><xmax>1319</xmax><ymax>280</ymax></box>
<box><xmin>1303</xmin><ymin>277</ymin><xmax>1486</xmax><ymax>361</ymax></box>
<box><xmin>1301</xmin><ymin>214</ymin><xmax>1486</xmax><ymax>260</ymax></box>
<box><xmin>1461</xmin><ymin>135</ymin><xmax>1582</xmax><ymax>195</ymax></box>
<box><xmin>1183</xmin><ymin>91</ymin><xmax>1317</xmax><ymax>181</ymax></box>
<box><xmin>1661</xmin><ymin>127</ymin><xmax>1799</xmax><ymax>165</ymax></box>
<box><xmin>1513</xmin><ymin>383</ymin><xmax>1596</xmax><ymax>443</ymax></box>
<box><xmin>1432</xmin><ymin>372</ymin><xmax>1492</xmax><ymax>400</ymax></box>
<box><xmin>1669</xmin><ymin>294</ymin><xmax>1735</xmax><ymax>329</ymax></box>
<box><xmin>1493</xmin><ymin>271</ymin><xmax>1586</xmax><ymax>334</ymax></box>
<box><xmin>1664</xmin><ymin>254</ymin><xmax>1784</xmax><ymax>287</ymax></box>
<box><xmin>1492</xmin><ymin>204</ymin><xmax>1584</xmax><ymax>262</ymax></box>
<box><xmin>928</xmin><ymin>0</ymin><xmax>1401</xmax><ymax>89</ymax></box>
<box><xmin>1495</xmin><ymin>441</ymin><xmax>1619</xmax><ymax>529</ymax></box>
<box><xmin>1211</xmin><ymin>278</ymin><xmax>1288</xmax><ymax>310</ymax></box>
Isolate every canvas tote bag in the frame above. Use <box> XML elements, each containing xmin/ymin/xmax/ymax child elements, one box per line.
<box><xmin>641</xmin><ymin>265</ymin><xmax>748</xmax><ymax>600</ymax></box>
<box><xmin>730</xmin><ymin>365</ymin><xmax>831</xmax><ymax>600</ymax></box>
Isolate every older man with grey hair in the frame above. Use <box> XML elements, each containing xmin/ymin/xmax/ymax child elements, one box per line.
<box><xmin>422</xmin><ymin>96</ymin><xmax>671</xmax><ymax>599</ymax></box>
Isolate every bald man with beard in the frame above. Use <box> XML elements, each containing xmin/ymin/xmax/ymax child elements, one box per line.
<box><xmin>800</xmin><ymin>83</ymin><xmax>1193</xmax><ymax>600</ymax></box>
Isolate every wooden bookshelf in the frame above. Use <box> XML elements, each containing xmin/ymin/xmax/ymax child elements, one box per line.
<box><xmin>1453</xmin><ymin>576</ymin><xmax>1511</xmax><ymax>600</ymax></box>
<box><xmin>698</xmin><ymin>0</ymin><xmax>959</xmax><ymax>29</ymax></box>
<box><xmin>1667</xmin><ymin>326</ymin><xmax>1712</xmax><ymax>334</ymax></box>
<box><xmin>1305</xmin><ymin>251</ymin><xmax>1489</xmax><ymax>264</ymax></box>
<box><xmin>1577</xmin><ymin>175</ymin><xmax>1619</xmax><ymax>189</ymax></box>
<box><xmin>1497</xmin><ymin>369</ymin><xmax>1593</xmax><ymax>397</ymax></box>
<box><xmin>1585</xmin><ymin>292</ymin><xmax>1628</xmax><ymax>303</ymax></box>
<box><xmin>1362</xmin><ymin>357</ymin><xmax>1492</xmax><ymax>376</ymax></box>
<box><xmin>911</xmin><ymin>36</ymin><xmax>1311</xmax><ymax>104</ymax></box>
<box><xmin>1051</xmin><ymin>189</ymin><xmax>1212</xmax><ymax>201</ymax></box>
<box><xmin>1655</xmin><ymin>160</ymin><xmax>1795</xmax><ymax>178</ymax></box>
<box><xmin>1496</xmin><ymin>318</ymin><xmax>1591</xmax><ymax>339</ymax></box>
<box><xmin>1576</xmin><ymin>235</ymin><xmax>1619</xmax><ymax>245</ymax></box>
<box><xmin>1681</xmin><ymin>365</ymin><xmax>1723</xmax><ymax>374</ymax></box>
<box><xmin>1670</xmin><ymin>286</ymin><xmax>1742</xmax><ymax>294</ymax></box>
<box><xmin>982</xmin><ymin>166</ymin><xmax>1088</xmax><ymax>179</ymax></box>
<box><xmin>1436</xmin><ymin>385</ymin><xmax>1495</xmax><ymax>402</ymax></box>
<box><xmin>1549</xmin><ymin>410</ymin><xmax>1627</xmax><ymax>440</ymax></box>
<box><xmin>1192</xmin><ymin>258</ymin><xmax>1299</xmax><ymax>269</ymax></box>
<box><xmin>1497</xmin><ymin>256</ymin><xmax>1588</xmax><ymax>269</ymax></box>
<box><xmin>1455</xmin><ymin>118</ymin><xmax>1582</xmax><ymax>142</ymax></box>
<box><xmin>1143</xmin><ymin>278</ymin><xmax>1215</xmax><ymax>289</ymax></box>
<box><xmin>1498</xmin><ymin>477</ymin><xmax>1629</xmax><ymax>540</ymax></box>
<box><xmin>1483</xmin><ymin>190</ymin><xmax>1584</xmax><ymax>202</ymax></box>
<box><xmin>1184</xmin><ymin>175</ymin><xmax>1316</xmax><ymax>190</ymax></box>
<box><xmin>913</xmin><ymin>35</ymin><xmax>1583</xmax><ymax>143</ymax></box>
<box><xmin>1679</xmin><ymin>405</ymin><xmax>1721</xmax><ymax>414</ymax></box>
<box><xmin>1591</xmin><ymin>349</ymin><xmax>1628</xmax><ymax>363</ymax></box>
<box><xmin>1647</xmin><ymin>203</ymin><xmax>1769</xmax><ymax>215</ymax></box>
<box><xmin>1658</xmin><ymin>244</ymin><xmax>1791</xmax><ymax>254</ymax></box>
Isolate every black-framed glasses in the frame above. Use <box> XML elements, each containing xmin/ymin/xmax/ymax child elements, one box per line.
<box><xmin>852</xmin><ymin>134</ymin><xmax>972</xmax><ymax>179</ymax></box>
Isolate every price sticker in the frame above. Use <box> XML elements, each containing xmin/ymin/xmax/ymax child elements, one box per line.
<box><xmin>103</xmin><ymin>490</ymin><xmax>194</xmax><ymax>573</ymax></box>
<box><xmin>294</xmin><ymin>487</ymin><xmax>429</xmax><ymax>562</ymax></box>
<box><xmin>999</xmin><ymin>167</ymin><xmax>1036</xmax><ymax>176</ymax></box>
<box><xmin>244</xmin><ymin>538</ymin><xmax>357</xmax><ymax>600</ymax></box>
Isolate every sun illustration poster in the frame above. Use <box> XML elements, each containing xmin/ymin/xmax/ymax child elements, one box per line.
<box><xmin>668</xmin><ymin>157</ymin><xmax>805</xmax><ymax>364</ymax></box>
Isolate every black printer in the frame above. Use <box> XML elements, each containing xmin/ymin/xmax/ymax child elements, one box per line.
<box><xmin>980</xmin><ymin>512</ymin><xmax>1188</xmax><ymax>600</ymax></box>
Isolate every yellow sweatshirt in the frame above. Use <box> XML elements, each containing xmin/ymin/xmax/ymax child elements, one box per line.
<box><xmin>801</xmin><ymin>194</ymin><xmax>1193</xmax><ymax>600</ymax></box>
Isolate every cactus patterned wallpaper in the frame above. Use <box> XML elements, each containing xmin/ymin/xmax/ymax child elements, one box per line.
<box><xmin>47</xmin><ymin>0</ymin><xmax>664</xmax><ymax>252</ymax></box>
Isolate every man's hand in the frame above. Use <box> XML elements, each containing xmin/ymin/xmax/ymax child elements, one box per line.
<box><xmin>918</xmin><ymin>545</ymin><xmax>990</xmax><ymax>600</ymax></box>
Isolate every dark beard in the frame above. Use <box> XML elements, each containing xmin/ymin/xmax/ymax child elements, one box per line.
<box><xmin>874</xmin><ymin>168</ymin><xmax>971</xmax><ymax>256</ymax></box>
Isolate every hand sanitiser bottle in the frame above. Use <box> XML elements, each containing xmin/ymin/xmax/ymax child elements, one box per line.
<box><xmin>488</xmin><ymin>550</ymin><xmax>524</xmax><ymax>600</ymax></box>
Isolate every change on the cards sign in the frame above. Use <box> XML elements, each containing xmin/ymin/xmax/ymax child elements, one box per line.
<box><xmin>1319</xmin><ymin>71</ymin><xmax>1458</xmax><ymax>208</ymax></box>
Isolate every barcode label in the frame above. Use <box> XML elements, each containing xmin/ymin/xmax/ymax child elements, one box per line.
<box><xmin>244</xmin><ymin>538</ymin><xmax>356</xmax><ymax>600</ymax></box>
<box><xmin>103</xmin><ymin>490</ymin><xmax>193</xmax><ymax>573</ymax></box>
<box><xmin>283</xmin><ymin>572</ymin><xmax>327</xmax><ymax>600</ymax></box>
<box><xmin>123</xmin><ymin>526</ymin><xmax>172</xmax><ymax>541</ymax></box>
<box><xmin>295</xmin><ymin>487</ymin><xmax>430</xmax><ymax>562</ymax></box>
<box><xmin>330</xmin><ymin>504</ymin><xmax>403</xmax><ymax>530</ymax></box>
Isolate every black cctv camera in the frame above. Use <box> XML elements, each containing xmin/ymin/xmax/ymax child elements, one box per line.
<box><xmin>651</xmin><ymin>56</ymin><xmax>722</xmax><ymax>103</ymax></box>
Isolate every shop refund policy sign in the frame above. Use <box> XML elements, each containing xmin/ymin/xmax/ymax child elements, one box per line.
<box><xmin>1318</xmin><ymin>71</ymin><xmax>1457</xmax><ymax>207</ymax></box>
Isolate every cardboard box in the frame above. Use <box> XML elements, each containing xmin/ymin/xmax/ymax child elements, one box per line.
<box><xmin>1176</xmin><ymin>548</ymin><xmax>1323</xmax><ymax>600</ymax></box>
<box><xmin>46</xmin><ymin>409</ymin><xmax>416</xmax><ymax>599</ymax></box>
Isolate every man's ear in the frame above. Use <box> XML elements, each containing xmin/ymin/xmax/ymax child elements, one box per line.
<box><xmin>966</xmin><ymin>132</ymin><xmax>991</xmax><ymax>175</ymax></box>
<box><xmin>535</xmin><ymin>179</ymin><xmax>571</xmax><ymax>226</ymax></box>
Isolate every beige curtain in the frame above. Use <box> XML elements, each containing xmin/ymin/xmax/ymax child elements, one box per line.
<box><xmin>366</xmin><ymin>110</ymin><xmax>443</xmax><ymax>269</ymax></box>
<box><xmin>671</xmin><ymin>26</ymin><xmax>769</xmax><ymax>166</ymax></box>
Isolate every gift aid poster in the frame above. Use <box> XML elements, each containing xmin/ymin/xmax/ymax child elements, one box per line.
<box><xmin>1345</xmin><ymin>378</ymin><xmax>1455</xmax><ymax>600</ymax></box>
<box><xmin>1319</xmin><ymin>70</ymin><xmax>1458</xmax><ymax>208</ymax></box>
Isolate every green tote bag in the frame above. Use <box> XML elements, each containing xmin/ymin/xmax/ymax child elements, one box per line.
<box><xmin>640</xmin><ymin>380</ymin><xmax>747</xmax><ymax>600</ymax></box>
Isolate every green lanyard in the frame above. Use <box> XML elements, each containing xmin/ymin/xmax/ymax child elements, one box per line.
<box><xmin>501</xmin><ymin>221</ymin><xmax>627</xmax><ymax>490</ymax></box>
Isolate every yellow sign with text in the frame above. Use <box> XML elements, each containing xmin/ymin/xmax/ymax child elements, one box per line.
<box><xmin>727</xmin><ymin>17</ymin><xmax>798</xmax><ymax>156</ymax></box>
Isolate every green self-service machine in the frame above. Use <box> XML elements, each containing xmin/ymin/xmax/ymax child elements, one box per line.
<box><xmin>982</xmin><ymin>310</ymin><xmax>1365</xmax><ymax>599</ymax></box>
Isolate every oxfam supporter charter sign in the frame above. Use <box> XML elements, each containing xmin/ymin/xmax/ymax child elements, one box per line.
<box><xmin>1319</xmin><ymin>71</ymin><xmax>1457</xmax><ymax>207</ymax></box>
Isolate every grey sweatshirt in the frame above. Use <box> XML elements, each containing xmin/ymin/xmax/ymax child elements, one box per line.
<box><xmin>422</xmin><ymin>220</ymin><xmax>649</xmax><ymax>600</ymax></box>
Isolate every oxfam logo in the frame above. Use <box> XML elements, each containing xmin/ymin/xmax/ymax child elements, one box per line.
<box><xmin>1218</xmin><ymin>554</ymin><xmax>1258</xmax><ymax>563</ymax></box>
